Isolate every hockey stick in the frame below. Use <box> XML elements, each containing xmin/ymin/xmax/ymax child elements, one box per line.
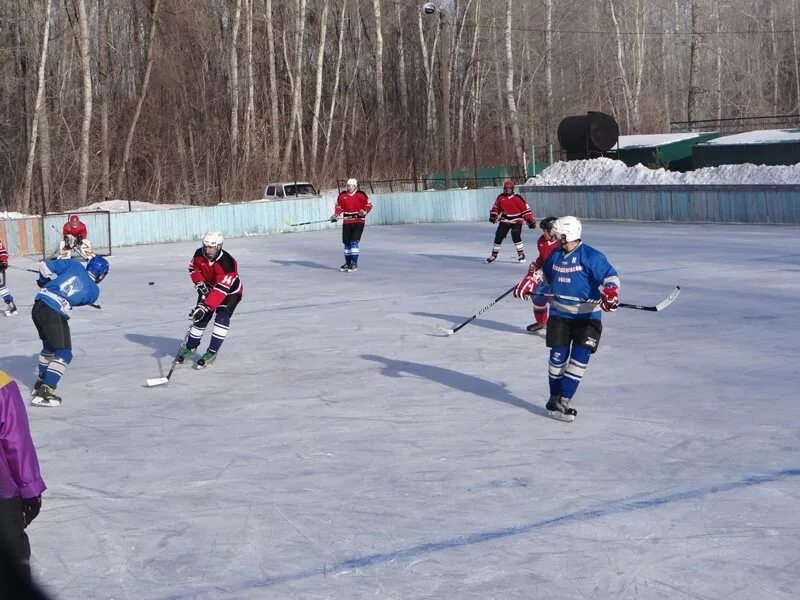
<box><xmin>284</xmin><ymin>218</ymin><xmax>331</xmax><ymax>227</ymax></box>
<box><xmin>435</xmin><ymin>286</ymin><xmax>516</xmax><ymax>336</ymax></box>
<box><xmin>146</xmin><ymin>325</ymin><xmax>193</xmax><ymax>387</ymax></box>
<box><xmin>542</xmin><ymin>286</ymin><xmax>681</xmax><ymax>312</ymax></box>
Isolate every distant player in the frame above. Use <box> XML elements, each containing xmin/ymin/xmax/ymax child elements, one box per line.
<box><xmin>30</xmin><ymin>256</ymin><xmax>110</xmax><ymax>407</ymax></box>
<box><xmin>0</xmin><ymin>370</ymin><xmax>46</xmax><ymax>582</ymax></box>
<box><xmin>486</xmin><ymin>180</ymin><xmax>536</xmax><ymax>263</ymax></box>
<box><xmin>179</xmin><ymin>232</ymin><xmax>243</xmax><ymax>369</ymax></box>
<box><xmin>0</xmin><ymin>239</ymin><xmax>17</xmax><ymax>316</ymax></box>
<box><xmin>330</xmin><ymin>178</ymin><xmax>372</xmax><ymax>272</ymax></box>
<box><xmin>58</xmin><ymin>214</ymin><xmax>93</xmax><ymax>260</ymax></box>
<box><xmin>513</xmin><ymin>216</ymin><xmax>620</xmax><ymax>421</ymax></box>
<box><xmin>525</xmin><ymin>216</ymin><xmax>559</xmax><ymax>333</ymax></box>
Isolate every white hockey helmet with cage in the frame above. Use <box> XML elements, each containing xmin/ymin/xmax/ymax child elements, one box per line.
<box><xmin>553</xmin><ymin>216</ymin><xmax>582</xmax><ymax>243</ymax></box>
<box><xmin>346</xmin><ymin>178</ymin><xmax>358</xmax><ymax>192</ymax></box>
<box><xmin>202</xmin><ymin>231</ymin><xmax>224</xmax><ymax>259</ymax></box>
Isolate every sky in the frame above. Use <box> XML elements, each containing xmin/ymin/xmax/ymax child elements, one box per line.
<box><xmin>2</xmin><ymin>220</ymin><xmax>799</xmax><ymax>599</ymax></box>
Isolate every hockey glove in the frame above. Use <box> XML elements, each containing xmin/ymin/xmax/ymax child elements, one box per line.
<box><xmin>0</xmin><ymin>260</ymin><xmax>7</xmax><ymax>271</ymax></box>
<box><xmin>21</xmin><ymin>496</ymin><xmax>41</xmax><ymax>527</ymax></box>
<box><xmin>358</xmin><ymin>209</ymin><xmax>367</xmax><ymax>217</ymax></box>
<box><xmin>527</xmin><ymin>219</ymin><xmax>536</xmax><ymax>229</ymax></box>
<box><xmin>189</xmin><ymin>304</ymin><xmax>210</xmax><ymax>324</ymax></box>
<box><xmin>76</xmin><ymin>236</ymin><xmax>84</xmax><ymax>245</ymax></box>
<box><xmin>194</xmin><ymin>281</ymin><xmax>210</xmax><ymax>298</ymax></box>
<box><xmin>600</xmin><ymin>285</ymin><xmax>619</xmax><ymax>312</ymax></box>
<box><xmin>489</xmin><ymin>216</ymin><xmax>497</xmax><ymax>224</ymax></box>
<box><xmin>513</xmin><ymin>270</ymin><xmax>542</xmax><ymax>300</ymax></box>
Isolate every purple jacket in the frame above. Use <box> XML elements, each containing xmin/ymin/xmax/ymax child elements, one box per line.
<box><xmin>0</xmin><ymin>371</ymin><xmax>46</xmax><ymax>500</ymax></box>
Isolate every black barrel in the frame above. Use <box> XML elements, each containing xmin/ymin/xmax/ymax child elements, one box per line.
<box><xmin>557</xmin><ymin>112</ymin><xmax>619</xmax><ymax>158</ymax></box>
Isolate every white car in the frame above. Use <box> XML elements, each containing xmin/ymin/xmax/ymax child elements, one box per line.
<box><xmin>262</xmin><ymin>182</ymin><xmax>319</xmax><ymax>199</ymax></box>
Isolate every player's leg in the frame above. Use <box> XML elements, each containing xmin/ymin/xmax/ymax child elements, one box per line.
<box><xmin>554</xmin><ymin>319</ymin><xmax>603</xmax><ymax>416</ymax></box>
<box><xmin>347</xmin><ymin>223</ymin><xmax>365</xmax><ymax>271</ymax></box>
<box><xmin>0</xmin><ymin>497</ymin><xmax>32</xmax><ymax>580</ymax></box>
<box><xmin>0</xmin><ymin>270</ymin><xmax>16</xmax><ymax>315</ymax></box>
<box><xmin>30</xmin><ymin>301</ymin><xmax>71</xmax><ymax>407</ymax></box>
<box><xmin>340</xmin><ymin>225</ymin><xmax>353</xmax><ymax>271</ymax></box>
<box><xmin>487</xmin><ymin>223</ymin><xmax>510</xmax><ymax>262</ymax></box>
<box><xmin>197</xmin><ymin>294</ymin><xmax>241</xmax><ymax>367</ymax></box>
<box><xmin>511</xmin><ymin>223</ymin><xmax>525</xmax><ymax>262</ymax></box>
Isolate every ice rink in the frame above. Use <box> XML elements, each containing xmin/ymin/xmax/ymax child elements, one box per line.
<box><xmin>3</xmin><ymin>220</ymin><xmax>800</xmax><ymax>599</ymax></box>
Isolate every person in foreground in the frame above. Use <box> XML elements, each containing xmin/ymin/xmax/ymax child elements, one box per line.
<box><xmin>0</xmin><ymin>370</ymin><xmax>46</xmax><ymax>589</ymax></box>
<box><xmin>513</xmin><ymin>216</ymin><xmax>620</xmax><ymax>421</ymax></box>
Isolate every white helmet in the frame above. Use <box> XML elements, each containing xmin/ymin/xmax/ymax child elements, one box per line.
<box><xmin>202</xmin><ymin>231</ymin><xmax>224</xmax><ymax>259</ymax></box>
<box><xmin>346</xmin><ymin>178</ymin><xmax>358</xmax><ymax>191</ymax></box>
<box><xmin>553</xmin><ymin>216</ymin><xmax>582</xmax><ymax>243</ymax></box>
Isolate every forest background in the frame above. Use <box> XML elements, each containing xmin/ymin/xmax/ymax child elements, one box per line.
<box><xmin>2</xmin><ymin>0</ymin><xmax>800</xmax><ymax>213</ymax></box>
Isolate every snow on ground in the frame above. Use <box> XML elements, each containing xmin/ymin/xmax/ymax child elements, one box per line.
<box><xmin>78</xmin><ymin>199</ymin><xmax>189</xmax><ymax>212</ymax></box>
<box><xmin>1</xmin><ymin>210</ymin><xmax>33</xmax><ymax>220</ymax></box>
<box><xmin>3</xmin><ymin>221</ymin><xmax>800</xmax><ymax>599</ymax></box>
<box><xmin>527</xmin><ymin>157</ymin><xmax>800</xmax><ymax>185</ymax></box>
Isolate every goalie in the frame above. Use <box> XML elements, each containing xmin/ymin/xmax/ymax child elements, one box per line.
<box><xmin>58</xmin><ymin>214</ymin><xmax>94</xmax><ymax>260</ymax></box>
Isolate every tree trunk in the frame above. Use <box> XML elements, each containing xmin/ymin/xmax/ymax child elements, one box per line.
<box><xmin>229</xmin><ymin>0</ymin><xmax>242</xmax><ymax>160</ymax></box>
<box><xmin>715</xmin><ymin>0</ymin><xmax>723</xmax><ymax>123</ymax></box>
<box><xmin>74</xmin><ymin>0</ymin><xmax>92</xmax><ymax>205</ymax></box>
<box><xmin>281</xmin><ymin>0</ymin><xmax>307</xmax><ymax>171</ymax></box>
<box><xmin>372</xmin><ymin>0</ymin><xmax>385</xmax><ymax>144</ymax></box>
<box><xmin>544</xmin><ymin>0</ymin><xmax>553</xmax><ymax>145</ymax></box>
<box><xmin>114</xmin><ymin>0</ymin><xmax>162</xmax><ymax>198</ymax></box>
<box><xmin>794</xmin><ymin>3</ymin><xmax>800</xmax><ymax>113</ymax></box>
<box><xmin>99</xmin><ymin>0</ymin><xmax>111</xmax><ymax>200</ymax></box>
<box><xmin>265</xmin><ymin>0</ymin><xmax>280</xmax><ymax>162</ymax></box>
<box><xmin>504</xmin><ymin>0</ymin><xmax>522</xmax><ymax>169</ymax></box>
<box><xmin>243</xmin><ymin>0</ymin><xmax>255</xmax><ymax>169</ymax></box>
<box><xmin>322</xmin><ymin>0</ymin><xmax>348</xmax><ymax>175</ymax></box>
<box><xmin>394</xmin><ymin>0</ymin><xmax>410</xmax><ymax>167</ymax></box>
<box><xmin>310</xmin><ymin>0</ymin><xmax>330</xmax><ymax>170</ymax></box>
<box><xmin>22</xmin><ymin>0</ymin><xmax>51</xmax><ymax>215</ymax></box>
<box><xmin>687</xmin><ymin>0</ymin><xmax>699</xmax><ymax>126</ymax></box>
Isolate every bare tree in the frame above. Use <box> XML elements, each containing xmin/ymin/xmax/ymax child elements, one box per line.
<box><xmin>281</xmin><ymin>0</ymin><xmax>307</xmax><ymax>171</ymax></box>
<box><xmin>74</xmin><ymin>0</ymin><xmax>92</xmax><ymax>205</ymax></box>
<box><xmin>114</xmin><ymin>0</ymin><xmax>162</xmax><ymax>198</ymax></box>
<box><xmin>321</xmin><ymin>0</ymin><xmax>348</xmax><ymax>175</ymax></box>
<box><xmin>22</xmin><ymin>0</ymin><xmax>51</xmax><ymax>214</ymax></box>
<box><xmin>229</xmin><ymin>0</ymin><xmax>242</xmax><ymax>159</ymax></box>
<box><xmin>310</xmin><ymin>0</ymin><xmax>330</xmax><ymax>170</ymax></box>
<box><xmin>264</xmin><ymin>0</ymin><xmax>281</xmax><ymax>162</ymax></box>
<box><xmin>504</xmin><ymin>0</ymin><xmax>522</xmax><ymax>168</ymax></box>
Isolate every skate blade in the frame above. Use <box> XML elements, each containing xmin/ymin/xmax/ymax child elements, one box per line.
<box><xmin>145</xmin><ymin>377</ymin><xmax>170</xmax><ymax>387</ymax></box>
<box><xmin>30</xmin><ymin>397</ymin><xmax>61</xmax><ymax>408</ymax></box>
<box><xmin>548</xmin><ymin>410</ymin><xmax>575</xmax><ymax>422</ymax></box>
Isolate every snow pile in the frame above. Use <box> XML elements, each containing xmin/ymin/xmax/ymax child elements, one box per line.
<box><xmin>0</xmin><ymin>211</ymin><xmax>32</xmax><ymax>220</ymax></box>
<box><xmin>78</xmin><ymin>199</ymin><xmax>188</xmax><ymax>212</ymax></box>
<box><xmin>527</xmin><ymin>157</ymin><xmax>800</xmax><ymax>185</ymax></box>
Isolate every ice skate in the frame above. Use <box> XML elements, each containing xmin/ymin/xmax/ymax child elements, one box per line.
<box><xmin>517</xmin><ymin>254</ymin><xmax>527</xmax><ymax>263</ymax></box>
<box><xmin>3</xmin><ymin>301</ymin><xmax>17</xmax><ymax>316</ymax></box>
<box><xmin>485</xmin><ymin>255</ymin><xmax>497</xmax><ymax>263</ymax></box>
<box><xmin>546</xmin><ymin>394</ymin><xmax>576</xmax><ymax>422</ymax></box>
<box><xmin>31</xmin><ymin>377</ymin><xmax>44</xmax><ymax>396</ymax></box>
<box><xmin>340</xmin><ymin>263</ymin><xmax>351</xmax><ymax>272</ymax></box>
<box><xmin>526</xmin><ymin>322</ymin><xmax>546</xmax><ymax>333</ymax></box>
<box><xmin>348</xmin><ymin>263</ymin><xmax>358</xmax><ymax>272</ymax></box>
<box><xmin>30</xmin><ymin>384</ymin><xmax>62</xmax><ymax>408</ymax></box>
<box><xmin>195</xmin><ymin>351</ymin><xmax>217</xmax><ymax>369</ymax></box>
<box><xmin>175</xmin><ymin>346</ymin><xmax>194</xmax><ymax>364</ymax></box>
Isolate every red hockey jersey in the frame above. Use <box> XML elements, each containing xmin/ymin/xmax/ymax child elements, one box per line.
<box><xmin>334</xmin><ymin>190</ymin><xmax>372</xmax><ymax>224</ymax></box>
<box><xmin>534</xmin><ymin>235</ymin><xmax>559</xmax><ymax>269</ymax></box>
<box><xmin>0</xmin><ymin>241</ymin><xmax>8</xmax><ymax>264</ymax></box>
<box><xmin>62</xmin><ymin>216</ymin><xmax>88</xmax><ymax>240</ymax></box>
<box><xmin>489</xmin><ymin>194</ymin><xmax>535</xmax><ymax>225</ymax></box>
<box><xmin>188</xmin><ymin>248</ymin><xmax>243</xmax><ymax>311</ymax></box>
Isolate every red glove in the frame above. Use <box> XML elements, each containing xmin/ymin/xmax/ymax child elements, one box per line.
<box><xmin>600</xmin><ymin>285</ymin><xmax>619</xmax><ymax>312</ymax></box>
<box><xmin>513</xmin><ymin>270</ymin><xmax>541</xmax><ymax>300</ymax></box>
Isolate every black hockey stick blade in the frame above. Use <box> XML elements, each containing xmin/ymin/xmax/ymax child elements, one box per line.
<box><xmin>435</xmin><ymin>286</ymin><xmax>516</xmax><ymax>336</ymax></box>
<box><xmin>619</xmin><ymin>285</ymin><xmax>681</xmax><ymax>312</ymax></box>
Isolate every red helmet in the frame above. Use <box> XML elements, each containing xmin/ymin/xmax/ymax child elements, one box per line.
<box><xmin>69</xmin><ymin>214</ymin><xmax>80</xmax><ymax>225</ymax></box>
<box><xmin>503</xmin><ymin>180</ymin><xmax>515</xmax><ymax>194</ymax></box>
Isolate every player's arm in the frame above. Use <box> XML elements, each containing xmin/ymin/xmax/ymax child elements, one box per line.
<box><xmin>489</xmin><ymin>198</ymin><xmax>501</xmax><ymax>223</ymax></box>
<box><xmin>36</xmin><ymin>259</ymin><xmax>67</xmax><ymax>286</ymax></box>
<box><xmin>358</xmin><ymin>192</ymin><xmax>372</xmax><ymax>216</ymax></box>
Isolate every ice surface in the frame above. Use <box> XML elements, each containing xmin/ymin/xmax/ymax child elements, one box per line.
<box><xmin>3</xmin><ymin>221</ymin><xmax>800</xmax><ymax>599</ymax></box>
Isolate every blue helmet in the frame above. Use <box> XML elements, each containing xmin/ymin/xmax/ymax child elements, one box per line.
<box><xmin>86</xmin><ymin>256</ymin><xmax>110</xmax><ymax>283</ymax></box>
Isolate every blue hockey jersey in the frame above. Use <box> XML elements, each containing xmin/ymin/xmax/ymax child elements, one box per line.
<box><xmin>541</xmin><ymin>242</ymin><xmax>620</xmax><ymax>320</ymax></box>
<box><xmin>34</xmin><ymin>259</ymin><xmax>100</xmax><ymax>319</ymax></box>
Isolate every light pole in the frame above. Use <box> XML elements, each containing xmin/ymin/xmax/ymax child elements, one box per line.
<box><xmin>423</xmin><ymin>2</ymin><xmax>451</xmax><ymax>189</ymax></box>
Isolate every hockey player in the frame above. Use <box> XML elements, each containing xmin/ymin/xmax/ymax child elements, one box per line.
<box><xmin>525</xmin><ymin>216</ymin><xmax>559</xmax><ymax>333</ymax></box>
<box><xmin>513</xmin><ymin>216</ymin><xmax>620</xmax><ymax>421</ymax></box>
<box><xmin>330</xmin><ymin>178</ymin><xmax>372</xmax><ymax>272</ymax></box>
<box><xmin>30</xmin><ymin>256</ymin><xmax>109</xmax><ymax>407</ymax></box>
<box><xmin>0</xmin><ymin>240</ymin><xmax>17</xmax><ymax>316</ymax></box>
<box><xmin>58</xmin><ymin>214</ymin><xmax>93</xmax><ymax>260</ymax></box>
<box><xmin>0</xmin><ymin>370</ymin><xmax>46</xmax><ymax>582</ymax></box>
<box><xmin>486</xmin><ymin>180</ymin><xmax>536</xmax><ymax>263</ymax></box>
<box><xmin>179</xmin><ymin>231</ymin><xmax>243</xmax><ymax>368</ymax></box>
